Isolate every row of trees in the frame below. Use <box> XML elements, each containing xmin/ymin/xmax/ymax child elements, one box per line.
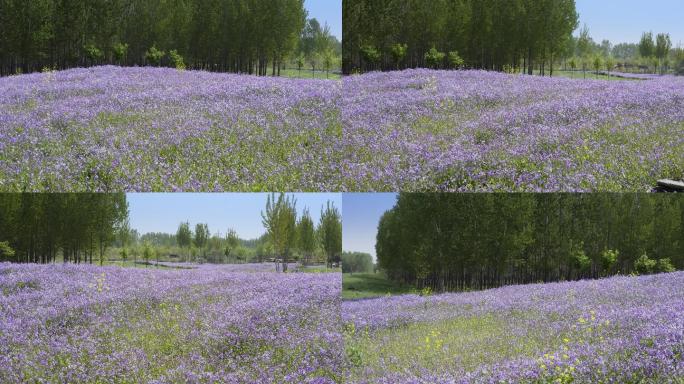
<box><xmin>343</xmin><ymin>0</ymin><xmax>578</xmax><ymax>74</ymax></box>
<box><xmin>0</xmin><ymin>194</ymin><xmax>128</xmax><ymax>264</ymax></box>
<box><xmin>0</xmin><ymin>0</ymin><xmax>334</xmax><ymax>76</ymax></box>
<box><xmin>376</xmin><ymin>194</ymin><xmax>683</xmax><ymax>292</ymax></box>
<box><xmin>261</xmin><ymin>194</ymin><xmax>342</xmax><ymax>272</ymax></box>
<box><xmin>565</xmin><ymin>27</ymin><xmax>683</xmax><ymax>77</ymax></box>
<box><xmin>341</xmin><ymin>252</ymin><xmax>374</xmax><ymax>274</ymax></box>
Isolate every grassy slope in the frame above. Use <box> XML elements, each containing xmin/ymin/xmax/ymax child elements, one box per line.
<box><xmin>552</xmin><ymin>69</ymin><xmax>637</xmax><ymax>81</ymax></box>
<box><xmin>342</xmin><ymin>273</ymin><xmax>414</xmax><ymax>300</ymax></box>
<box><xmin>279</xmin><ymin>67</ymin><xmax>342</xmax><ymax>80</ymax></box>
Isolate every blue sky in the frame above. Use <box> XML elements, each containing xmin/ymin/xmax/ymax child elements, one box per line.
<box><xmin>305</xmin><ymin>0</ymin><xmax>341</xmax><ymax>40</ymax></box>
<box><xmin>128</xmin><ymin>193</ymin><xmax>341</xmax><ymax>240</ymax></box>
<box><xmin>342</xmin><ymin>193</ymin><xmax>397</xmax><ymax>260</ymax></box>
<box><xmin>576</xmin><ymin>0</ymin><xmax>684</xmax><ymax>45</ymax></box>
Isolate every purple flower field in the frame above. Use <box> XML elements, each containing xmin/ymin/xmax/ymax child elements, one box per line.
<box><xmin>0</xmin><ymin>66</ymin><xmax>341</xmax><ymax>192</ymax></box>
<box><xmin>0</xmin><ymin>263</ymin><xmax>342</xmax><ymax>383</ymax></box>
<box><xmin>342</xmin><ymin>69</ymin><xmax>684</xmax><ymax>191</ymax></box>
<box><xmin>343</xmin><ymin>272</ymin><xmax>684</xmax><ymax>383</ymax></box>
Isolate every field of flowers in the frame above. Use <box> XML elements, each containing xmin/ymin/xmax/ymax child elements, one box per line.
<box><xmin>342</xmin><ymin>69</ymin><xmax>684</xmax><ymax>191</ymax></box>
<box><xmin>343</xmin><ymin>272</ymin><xmax>684</xmax><ymax>383</ymax></box>
<box><xmin>0</xmin><ymin>263</ymin><xmax>342</xmax><ymax>383</ymax></box>
<box><xmin>0</xmin><ymin>66</ymin><xmax>341</xmax><ymax>192</ymax></box>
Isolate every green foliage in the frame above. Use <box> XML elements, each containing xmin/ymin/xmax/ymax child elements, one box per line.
<box><xmin>655</xmin><ymin>33</ymin><xmax>672</xmax><ymax>60</ymax></box>
<box><xmin>297</xmin><ymin>210</ymin><xmax>316</xmax><ymax>265</ymax></box>
<box><xmin>375</xmin><ymin>194</ymin><xmax>683</xmax><ymax>292</ymax></box>
<box><xmin>0</xmin><ymin>0</ymin><xmax>309</xmax><ymax>76</ymax></box>
<box><xmin>83</xmin><ymin>44</ymin><xmax>104</xmax><ymax>63</ymax></box>
<box><xmin>592</xmin><ymin>56</ymin><xmax>603</xmax><ymax>74</ymax></box>
<box><xmin>342</xmin><ymin>252</ymin><xmax>373</xmax><ymax>274</ymax></box>
<box><xmin>318</xmin><ymin>202</ymin><xmax>342</xmax><ymax>268</ymax></box>
<box><xmin>142</xmin><ymin>242</ymin><xmax>153</xmax><ymax>264</ymax></box>
<box><xmin>168</xmin><ymin>50</ymin><xmax>185</xmax><ymax>70</ymax></box>
<box><xmin>344</xmin><ymin>0</ymin><xmax>578</xmax><ymax>74</ymax></box>
<box><xmin>656</xmin><ymin>258</ymin><xmax>676</xmax><ymax>273</ymax></box>
<box><xmin>677</xmin><ymin>59</ymin><xmax>684</xmax><ymax>76</ymax></box>
<box><xmin>424</xmin><ymin>47</ymin><xmax>445</xmax><ymax>69</ymax></box>
<box><xmin>262</xmin><ymin>194</ymin><xmax>298</xmax><ymax>271</ymax></box>
<box><xmin>600</xmin><ymin>249</ymin><xmax>618</xmax><ymax>275</ymax></box>
<box><xmin>0</xmin><ymin>241</ymin><xmax>15</xmax><ymax>260</ymax></box>
<box><xmin>360</xmin><ymin>45</ymin><xmax>381</xmax><ymax>68</ymax></box>
<box><xmin>448</xmin><ymin>51</ymin><xmax>464</xmax><ymax>69</ymax></box>
<box><xmin>639</xmin><ymin>32</ymin><xmax>655</xmax><ymax>58</ymax></box>
<box><xmin>112</xmin><ymin>42</ymin><xmax>129</xmax><ymax>63</ymax></box>
<box><xmin>176</xmin><ymin>222</ymin><xmax>192</xmax><ymax>250</ymax></box>
<box><xmin>572</xmin><ymin>246</ymin><xmax>591</xmax><ymax>275</ymax></box>
<box><xmin>193</xmin><ymin>223</ymin><xmax>209</xmax><ymax>257</ymax></box>
<box><xmin>145</xmin><ymin>46</ymin><xmax>165</xmax><ymax>66</ymax></box>
<box><xmin>634</xmin><ymin>254</ymin><xmax>657</xmax><ymax>275</ymax></box>
<box><xmin>0</xmin><ymin>194</ymin><xmax>128</xmax><ymax>264</ymax></box>
<box><xmin>390</xmin><ymin>43</ymin><xmax>408</xmax><ymax>68</ymax></box>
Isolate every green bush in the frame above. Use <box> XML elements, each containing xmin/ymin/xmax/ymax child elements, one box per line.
<box><xmin>169</xmin><ymin>49</ymin><xmax>185</xmax><ymax>70</ymax></box>
<box><xmin>634</xmin><ymin>254</ymin><xmax>656</xmax><ymax>275</ymax></box>
<box><xmin>677</xmin><ymin>59</ymin><xmax>684</xmax><ymax>76</ymax></box>
<box><xmin>360</xmin><ymin>45</ymin><xmax>381</xmax><ymax>68</ymax></box>
<box><xmin>0</xmin><ymin>241</ymin><xmax>15</xmax><ymax>260</ymax></box>
<box><xmin>572</xmin><ymin>247</ymin><xmax>591</xmax><ymax>275</ymax></box>
<box><xmin>83</xmin><ymin>44</ymin><xmax>104</xmax><ymax>63</ymax></box>
<box><xmin>425</xmin><ymin>47</ymin><xmax>445</xmax><ymax>69</ymax></box>
<box><xmin>391</xmin><ymin>43</ymin><xmax>408</xmax><ymax>68</ymax></box>
<box><xmin>655</xmin><ymin>258</ymin><xmax>675</xmax><ymax>273</ymax></box>
<box><xmin>145</xmin><ymin>45</ymin><xmax>166</xmax><ymax>66</ymax></box>
<box><xmin>600</xmin><ymin>249</ymin><xmax>618</xmax><ymax>275</ymax></box>
<box><xmin>448</xmin><ymin>51</ymin><xmax>464</xmax><ymax>69</ymax></box>
<box><xmin>342</xmin><ymin>252</ymin><xmax>374</xmax><ymax>274</ymax></box>
<box><xmin>113</xmin><ymin>42</ymin><xmax>129</xmax><ymax>63</ymax></box>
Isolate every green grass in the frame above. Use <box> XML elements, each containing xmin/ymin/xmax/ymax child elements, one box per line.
<box><xmin>342</xmin><ymin>273</ymin><xmax>415</xmax><ymax>300</ymax></box>
<box><xmin>297</xmin><ymin>265</ymin><xmax>342</xmax><ymax>273</ymax></box>
<box><xmin>344</xmin><ymin>313</ymin><xmax>555</xmax><ymax>379</ymax></box>
<box><xmin>552</xmin><ymin>70</ymin><xmax>637</xmax><ymax>81</ymax></box>
<box><xmin>279</xmin><ymin>67</ymin><xmax>341</xmax><ymax>80</ymax></box>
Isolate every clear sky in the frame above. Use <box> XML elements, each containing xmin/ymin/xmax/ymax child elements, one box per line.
<box><xmin>128</xmin><ymin>193</ymin><xmax>341</xmax><ymax>240</ymax></box>
<box><xmin>342</xmin><ymin>193</ymin><xmax>397</xmax><ymax>261</ymax></box>
<box><xmin>575</xmin><ymin>0</ymin><xmax>684</xmax><ymax>46</ymax></box>
<box><xmin>305</xmin><ymin>0</ymin><xmax>341</xmax><ymax>40</ymax></box>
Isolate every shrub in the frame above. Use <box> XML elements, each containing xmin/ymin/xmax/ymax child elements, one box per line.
<box><xmin>391</xmin><ymin>43</ymin><xmax>408</xmax><ymax>68</ymax></box>
<box><xmin>425</xmin><ymin>47</ymin><xmax>445</xmax><ymax>69</ymax></box>
<box><xmin>360</xmin><ymin>45</ymin><xmax>381</xmax><ymax>69</ymax></box>
<box><xmin>600</xmin><ymin>249</ymin><xmax>618</xmax><ymax>275</ymax></box>
<box><xmin>572</xmin><ymin>247</ymin><xmax>591</xmax><ymax>275</ymax></box>
<box><xmin>169</xmin><ymin>49</ymin><xmax>185</xmax><ymax>70</ymax></box>
<box><xmin>342</xmin><ymin>252</ymin><xmax>373</xmax><ymax>274</ymax></box>
<box><xmin>83</xmin><ymin>44</ymin><xmax>104</xmax><ymax>63</ymax></box>
<box><xmin>0</xmin><ymin>241</ymin><xmax>15</xmax><ymax>260</ymax></box>
<box><xmin>677</xmin><ymin>59</ymin><xmax>684</xmax><ymax>76</ymax></box>
<box><xmin>448</xmin><ymin>51</ymin><xmax>465</xmax><ymax>69</ymax></box>
<box><xmin>113</xmin><ymin>42</ymin><xmax>129</xmax><ymax>64</ymax></box>
<box><xmin>145</xmin><ymin>45</ymin><xmax>166</xmax><ymax>66</ymax></box>
<box><xmin>655</xmin><ymin>258</ymin><xmax>675</xmax><ymax>273</ymax></box>
<box><xmin>634</xmin><ymin>253</ymin><xmax>656</xmax><ymax>275</ymax></box>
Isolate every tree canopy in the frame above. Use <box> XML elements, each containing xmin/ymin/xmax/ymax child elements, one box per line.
<box><xmin>376</xmin><ymin>194</ymin><xmax>683</xmax><ymax>292</ymax></box>
<box><xmin>343</xmin><ymin>0</ymin><xmax>579</xmax><ymax>74</ymax></box>
<box><xmin>0</xmin><ymin>0</ymin><xmax>316</xmax><ymax>76</ymax></box>
<box><xmin>0</xmin><ymin>194</ymin><xmax>128</xmax><ymax>264</ymax></box>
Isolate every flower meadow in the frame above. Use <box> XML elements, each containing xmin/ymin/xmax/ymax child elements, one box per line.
<box><xmin>0</xmin><ymin>263</ymin><xmax>343</xmax><ymax>383</ymax></box>
<box><xmin>342</xmin><ymin>69</ymin><xmax>684</xmax><ymax>191</ymax></box>
<box><xmin>0</xmin><ymin>66</ymin><xmax>341</xmax><ymax>192</ymax></box>
<box><xmin>342</xmin><ymin>272</ymin><xmax>684</xmax><ymax>383</ymax></box>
